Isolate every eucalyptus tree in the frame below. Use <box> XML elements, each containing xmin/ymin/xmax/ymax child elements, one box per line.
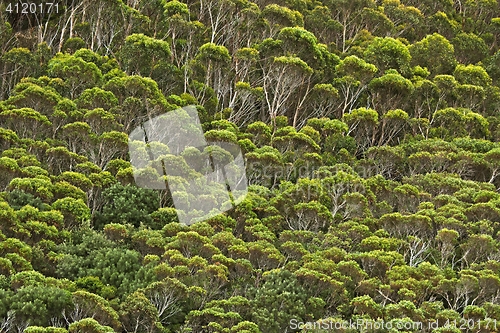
<box><xmin>261</xmin><ymin>56</ymin><xmax>313</xmax><ymax>128</ymax></box>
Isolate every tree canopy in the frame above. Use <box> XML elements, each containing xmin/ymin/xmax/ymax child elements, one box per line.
<box><xmin>0</xmin><ymin>0</ymin><xmax>500</xmax><ymax>332</ymax></box>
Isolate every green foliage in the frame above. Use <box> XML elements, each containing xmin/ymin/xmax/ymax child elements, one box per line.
<box><xmin>364</xmin><ymin>37</ymin><xmax>412</xmax><ymax>75</ymax></box>
<box><xmin>47</xmin><ymin>54</ymin><xmax>103</xmax><ymax>98</ymax></box>
<box><xmin>94</xmin><ymin>183</ymin><xmax>160</xmax><ymax>228</ymax></box>
<box><xmin>251</xmin><ymin>270</ymin><xmax>323</xmax><ymax>332</ymax></box>
<box><xmin>9</xmin><ymin>285</ymin><xmax>72</xmax><ymax>326</ymax></box>
<box><xmin>451</xmin><ymin>32</ymin><xmax>489</xmax><ymax>65</ymax></box>
<box><xmin>122</xmin><ymin>33</ymin><xmax>172</xmax><ymax>80</ymax></box>
<box><xmin>52</xmin><ymin>198</ymin><xmax>90</xmax><ymax>228</ymax></box>
<box><xmin>409</xmin><ymin>33</ymin><xmax>457</xmax><ymax>76</ymax></box>
<box><xmin>1</xmin><ymin>0</ymin><xmax>500</xmax><ymax>331</ymax></box>
<box><xmin>68</xmin><ymin>318</ymin><xmax>114</xmax><ymax>333</ymax></box>
<box><xmin>56</xmin><ymin>229</ymin><xmax>155</xmax><ymax>297</ymax></box>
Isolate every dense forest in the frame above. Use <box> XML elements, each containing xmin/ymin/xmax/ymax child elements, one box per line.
<box><xmin>0</xmin><ymin>0</ymin><xmax>500</xmax><ymax>332</ymax></box>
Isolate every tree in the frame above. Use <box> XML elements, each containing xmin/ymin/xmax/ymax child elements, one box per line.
<box><xmin>190</xmin><ymin>42</ymin><xmax>231</xmax><ymax>109</ymax></box>
<box><xmin>284</xmin><ymin>201</ymin><xmax>333</xmax><ymax>232</ymax></box>
<box><xmin>299</xmin><ymin>84</ymin><xmax>339</xmax><ymax>126</ymax></box>
<box><xmin>94</xmin><ymin>131</ymin><xmax>129</xmax><ymax>168</ymax></box>
<box><xmin>334</xmin><ymin>55</ymin><xmax>378</xmax><ymax>117</ymax></box>
<box><xmin>251</xmin><ymin>270</ymin><xmax>323</xmax><ymax>333</ymax></box>
<box><xmin>433</xmin><ymin>74</ymin><xmax>460</xmax><ymax>109</ymax></box>
<box><xmin>484</xmin><ymin>147</ymin><xmax>500</xmax><ymax>184</ymax></box>
<box><xmin>94</xmin><ymin>183</ymin><xmax>159</xmax><ymax>228</ymax></box>
<box><xmin>383</xmin><ymin>0</ymin><xmax>424</xmax><ymax>41</ymax></box>
<box><xmin>120</xmin><ymin>291</ymin><xmax>159</xmax><ymax>333</ymax></box>
<box><xmin>76</xmin><ymin>87</ymin><xmax>119</xmax><ymax>111</ymax></box>
<box><xmin>460</xmin><ymin>234</ymin><xmax>497</xmax><ymax>267</ymax></box>
<box><xmin>57</xmin><ymin>242</ymin><xmax>155</xmax><ymax>297</ymax></box>
<box><xmin>161</xmin><ymin>4</ymin><xmax>206</xmax><ymax>93</ymax></box>
<box><xmin>277</xmin><ymin>27</ymin><xmax>325</xmax><ymax>71</ymax></box>
<box><xmin>343</xmin><ymin>107</ymin><xmax>379</xmax><ymax>153</ymax></box>
<box><xmin>0</xmin><ymin>108</ymin><xmax>51</xmax><ymax>140</ymax></box>
<box><xmin>322</xmin><ymin>0</ymin><xmax>377</xmax><ymax>52</ymax></box>
<box><xmin>4</xmin><ymin>0</ymin><xmax>500</xmax><ymax>330</ymax></box>
<box><xmin>142</xmin><ymin>278</ymin><xmax>191</xmax><ymax>325</ymax></box>
<box><xmin>363</xmin><ymin>37</ymin><xmax>412</xmax><ymax>76</ymax></box>
<box><xmin>368</xmin><ymin>70</ymin><xmax>414</xmax><ymax>112</ymax></box>
<box><xmin>261</xmin><ymin>4</ymin><xmax>304</xmax><ymax>38</ymax></box>
<box><xmin>227</xmin><ymin>49</ymin><xmax>261</xmax><ymax>125</ymax></box>
<box><xmin>0</xmin><ymin>127</ymin><xmax>18</xmax><ymax>153</ymax></box>
<box><xmin>0</xmin><ymin>48</ymin><xmax>38</xmax><ymax>99</ymax></box>
<box><xmin>431</xmin><ymin>107</ymin><xmax>467</xmax><ymax>139</ymax></box>
<box><xmin>350</xmin><ymin>295</ymin><xmax>383</xmax><ymax>318</ymax></box>
<box><xmin>377</xmin><ymin>109</ymin><xmax>409</xmax><ymax>146</ymax></box>
<box><xmin>51</xmin><ymin>196</ymin><xmax>90</xmax><ymax>227</ymax></box>
<box><xmin>261</xmin><ymin>56</ymin><xmax>313</xmax><ymax>128</ymax></box>
<box><xmin>0</xmin><ymin>156</ymin><xmax>20</xmax><ymax>191</ymax></box>
<box><xmin>409</xmin><ymin>33</ymin><xmax>457</xmax><ymax>76</ymax></box>
<box><xmin>8</xmin><ymin>176</ymin><xmax>54</xmax><ymax>203</ymax></box>
<box><xmin>294</xmin><ymin>256</ymin><xmax>348</xmax><ymax>309</ymax></box>
<box><xmin>485</xmin><ymin>50</ymin><xmax>500</xmax><ymax>86</ymax></box>
<box><xmin>436</xmin><ymin>228</ymin><xmax>459</xmax><ymax>269</ymax></box>
<box><xmin>184</xmin><ymin>296</ymin><xmax>256</xmax><ymax>332</ymax></box>
<box><xmin>6</xmin><ymin>81</ymin><xmax>61</xmax><ymax>117</ymax></box>
<box><xmin>453</xmin><ymin>64</ymin><xmax>492</xmax><ymax>88</ymax></box>
<box><xmin>361</xmin><ymin>7</ymin><xmax>394</xmax><ymax>38</ymax></box>
<box><xmin>304</xmin><ymin>6</ymin><xmax>343</xmax><ymax>45</ymax></box>
<box><xmin>68</xmin><ymin>318</ymin><xmax>115</xmax><ymax>333</ymax></box>
<box><xmin>63</xmin><ymin>291</ymin><xmax>120</xmax><ymax>329</ymax></box>
<box><xmin>47</xmin><ymin>54</ymin><xmax>103</xmax><ymax>99</ymax></box>
<box><xmin>102</xmin><ymin>75</ymin><xmax>170</xmax><ymax>133</ymax></box>
<box><xmin>197</xmin><ymin>0</ymin><xmax>239</xmax><ymax>45</ymax></box>
<box><xmin>365</xmin><ymin>145</ymin><xmax>405</xmax><ymax>180</ymax></box>
<box><xmin>8</xmin><ymin>285</ymin><xmax>73</xmax><ymax>326</ymax></box>
<box><xmin>82</xmin><ymin>108</ymin><xmax>121</xmax><ymax>136</ymax></box>
<box><xmin>451</xmin><ymin>32</ymin><xmax>489</xmax><ymax>64</ymax></box>
<box><xmin>121</xmin><ymin>33</ymin><xmax>171</xmax><ymax>77</ymax></box>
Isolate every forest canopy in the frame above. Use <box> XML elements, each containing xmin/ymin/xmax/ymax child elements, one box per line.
<box><xmin>0</xmin><ymin>0</ymin><xmax>500</xmax><ymax>332</ymax></box>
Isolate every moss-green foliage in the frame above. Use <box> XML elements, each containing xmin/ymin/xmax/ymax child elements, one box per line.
<box><xmin>0</xmin><ymin>0</ymin><xmax>499</xmax><ymax>332</ymax></box>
